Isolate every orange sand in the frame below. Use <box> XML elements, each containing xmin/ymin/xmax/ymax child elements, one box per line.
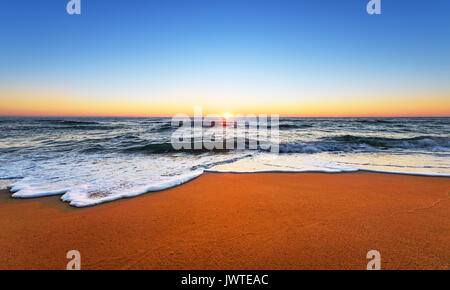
<box><xmin>0</xmin><ymin>172</ymin><xmax>449</xmax><ymax>270</ymax></box>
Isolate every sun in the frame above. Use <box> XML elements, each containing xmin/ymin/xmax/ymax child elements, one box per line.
<box><xmin>223</xmin><ymin>113</ymin><xmax>234</xmax><ymax>120</ymax></box>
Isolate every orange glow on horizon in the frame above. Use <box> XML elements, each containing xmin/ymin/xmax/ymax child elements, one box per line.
<box><xmin>0</xmin><ymin>90</ymin><xmax>449</xmax><ymax>118</ymax></box>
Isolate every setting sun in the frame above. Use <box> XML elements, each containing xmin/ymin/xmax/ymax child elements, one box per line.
<box><xmin>223</xmin><ymin>113</ymin><xmax>234</xmax><ymax>120</ymax></box>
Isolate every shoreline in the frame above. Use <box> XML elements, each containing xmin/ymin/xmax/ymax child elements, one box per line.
<box><xmin>0</xmin><ymin>172</ymin><xmax>449</xmax><ymax>269</ymax></box>
<box><xmin>205</xmin><ymin>169</ymin><xmax>450</xmax><ymax>177</ymax></box>
<box><xmin>5</xmin><ymin>169</ymin><xmax>450</xmax><ymax>208</ymax></box>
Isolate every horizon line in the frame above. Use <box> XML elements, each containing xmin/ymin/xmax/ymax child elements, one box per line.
<box><xmin>1</xmin><ymin>114</ymin><xmax>449</xmax><ymax>118</ymax></box>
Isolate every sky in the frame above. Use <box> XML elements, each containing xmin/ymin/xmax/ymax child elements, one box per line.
<box><xmin>0</xmin><ymin>0</ymin><xmax>449</xmax><ymax>117</ymax></box>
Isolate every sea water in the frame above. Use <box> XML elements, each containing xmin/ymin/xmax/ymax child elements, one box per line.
<box><xmin>0</xmin><ymin>117</ymin><xmax>448</xmax><ymax>206</ymax></box>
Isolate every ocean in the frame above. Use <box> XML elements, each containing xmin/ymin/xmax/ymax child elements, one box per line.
<box><xmin>0</xmin><ymin>117</ymin><xmax>449</xmax><ymax>206</ymax></box>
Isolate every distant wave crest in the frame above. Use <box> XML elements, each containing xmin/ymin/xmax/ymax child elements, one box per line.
<box><xmin>278</xmin><ymin>135</ymin><xmax>450</xmax><ymax>153</ymax></box>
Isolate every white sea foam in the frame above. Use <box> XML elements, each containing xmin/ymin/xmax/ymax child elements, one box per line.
<box><xmin>3</xmin><ymin>151</ymin><xmax>450</xmax><ymax>207</ymax></box>
<box><xmin>206</xmin><ymin>153</ymin><xmax>450</xmax><ymax>176</ymax></box>
<box><xmin>206</xmin><ymin>153</ymin><xmax>359</xmax><ymax>173</ymax></box>
<box><xmin>3</xmin><ymin>152</ymin><xmax>248</xmax><ymax>207</ymax></box>
<box><xmin>3</xmin><ymin>149</ymin><xmax>450</xmax><ymax>207</ymax></box>
<box><xmin>60</xmin><ymin>169</ymin><xmax>204</xmax><ymax>207</ymax></box>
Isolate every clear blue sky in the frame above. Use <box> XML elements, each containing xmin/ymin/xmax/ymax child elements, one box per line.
<box><xmin>0</xmin><ymin>0</ymin><xmax>449</xmax><ymax>116</ymax></box>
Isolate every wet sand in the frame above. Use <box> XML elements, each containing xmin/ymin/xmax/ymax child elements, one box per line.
<box><xmin>0</xmin><ymin>172</ymin><xmax>449</xmax><ymax>270</ymax></box>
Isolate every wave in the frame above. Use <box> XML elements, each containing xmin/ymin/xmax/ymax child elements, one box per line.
<box><xmin>278</xmin><ymin>135</ymin><xmax>450</xmax><ymax>153</ymax></box>
<box><xmin>152</xmin><ymin>123</ymin><xmax>175</xmax><ymax>131</ymax></box>
<box><xmin>121</xmin><ymin>142</ymin><xmax>234</xmax><ymax>154</ymax></box>
<box><xmin>10</xmin><ymin>169</ymin><xmax>204</xmax><ymax>207</ymax></box>
<box><xmin>6</xmin><ymin>133</ymin><xmax>448</xmax><ymax>155</ymax></box>
<box><xmin>119</xmin><ymin>137</ymin><xmax>279</xmax><ymax>154</ymax></box>
<box><xmin>354</xmin><ymin>119</ymin><xmax>393</xmax><ymax>124</ymax></box>
<box><xmin>324</xmin><ymin>135</ymin><xmax>449</xmax><ymax>149</ymax></box>
<box><xmin>278</xmin><ymin>123</ymin><xmax>313</xmax><ymax>129</ymax></box>
<box><xmin>79</xmin><ymin>135</ymin><xmax>450</xmax><ymax>155</ymax></box>
<box><xmin>36</xmin><ymin>119</ymin><xmax>100</xmax><ymax>125</ymax></box>
<box><xmin>56</xmin><ymin>125</ymin><xmax>121</xmax><ymax>130</ymax></box>
<box><xmin>121</xmin><ymin>142</ymin><xmax>178</xmax><ymax>154</ymax></box>
<box><xmin>4</xmin><ymin>124</ymin><xmax>121</xmax><ymax>131</ymax></box>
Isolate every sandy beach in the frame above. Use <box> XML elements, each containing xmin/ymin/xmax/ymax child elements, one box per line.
<box><xmin>0</xmin><ymin>172</ymin><xmax>449</xmax><ymax>270</ymax></box>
